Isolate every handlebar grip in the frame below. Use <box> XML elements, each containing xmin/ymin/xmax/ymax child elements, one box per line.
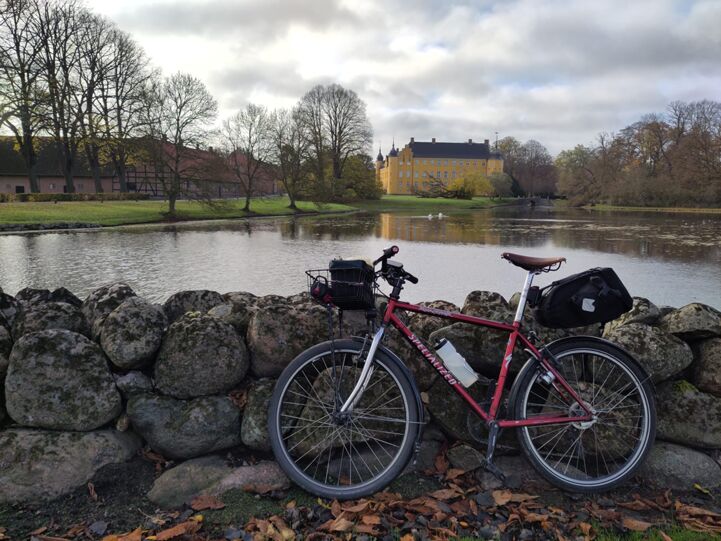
<box><xmin>373</xmin><ymin>245</ymin><xmax>399</xmax><ymax>265</ymax></box>
<box><xmin>405</xmin><ymin>272</ymin><xmax>419</xmax><ymax>284</ymax></box>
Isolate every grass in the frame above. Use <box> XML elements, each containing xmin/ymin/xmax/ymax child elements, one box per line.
<box><xmin>0</xmin><ymin>197</ymin><xmax>354</xmax><ymax>227</ymax></box>
<box><xmin>351</xmin><ymin>194</ymin><xmax>515</xmax><ymax>212</ymax></box>
<box><xmin>581</xmin><ymin>203</ymin><xmax>721</xmax><ymax>214</ymax></box>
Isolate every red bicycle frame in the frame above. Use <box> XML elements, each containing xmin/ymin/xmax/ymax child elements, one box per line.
<box><xmin>383</xmin><ymin>298</ymin><xmax>594</xmax><ymax>429</ymax></box>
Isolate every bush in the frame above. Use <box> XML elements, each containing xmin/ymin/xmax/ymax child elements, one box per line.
<box><xmin>0</xmin><ymin>192</ymin><xmax>151</xmax><ymax>203</ymax></box>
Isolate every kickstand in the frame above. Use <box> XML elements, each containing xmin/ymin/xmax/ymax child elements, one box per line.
<box><xmin>482</xmin><ymin>421</ymin><xmax>507</xmax><ymax>483</ymax></box>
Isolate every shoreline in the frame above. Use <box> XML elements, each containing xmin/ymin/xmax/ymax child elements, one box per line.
<box><xmin>580</xmin><ymin>203</ymin><xmax>721</xmax><ymax>214</ymax></box>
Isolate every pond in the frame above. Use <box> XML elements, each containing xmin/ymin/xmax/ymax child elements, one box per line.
<box><xmin>1</xmin><ymin>205</ymin><xmax>720</xmax><ymax>309</ymax></box>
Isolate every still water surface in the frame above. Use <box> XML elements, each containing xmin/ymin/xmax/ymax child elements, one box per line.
<box><xmin>1</xmin><ymin>206</ymin><xmax>720</xmax><ymax>308</ymax></box>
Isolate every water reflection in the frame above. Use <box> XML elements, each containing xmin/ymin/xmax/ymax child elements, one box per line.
<box><xmin>1</xmin><ymin>207</ymin><xmax>720</xmax><ymax>308</ymax></box>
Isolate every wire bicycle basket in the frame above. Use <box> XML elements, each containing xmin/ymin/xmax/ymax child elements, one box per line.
<box><xmin>306</xmin><ymin>259</ymin><xmax>377</xmax><ymax>311</ymax></box>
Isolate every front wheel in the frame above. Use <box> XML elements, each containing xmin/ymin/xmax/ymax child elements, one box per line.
<box><xmin>268</xmin><ymin>339</ymin><xmax>420</xmax><ymax>500</ymax></box>
<box><xmin>513</xmin><ymin>338</ymin><xmax>656</xmax><ymax>492</ymax></box>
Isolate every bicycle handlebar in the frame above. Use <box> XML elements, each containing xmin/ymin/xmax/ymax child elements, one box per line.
<box><xmin>373</xmin><ymin>245</ymin><xmax>399</xmax><ymax>266</ymax></box>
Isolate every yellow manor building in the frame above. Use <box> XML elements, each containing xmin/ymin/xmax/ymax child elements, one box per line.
<box><xmin>376</xmin><ymin>137</ymin><xmax>504</xmax><ymax>195</ymax></box>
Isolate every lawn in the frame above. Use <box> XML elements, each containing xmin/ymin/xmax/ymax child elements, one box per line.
<box><xmin>352</xmin><ymin>194</ymin><xmax>515</xmax><ymax>212</ymax></box>
<box><xmin>0</xmin><ymin>197</ymin><xmax>354</xmax><ymax>227</ymax></box>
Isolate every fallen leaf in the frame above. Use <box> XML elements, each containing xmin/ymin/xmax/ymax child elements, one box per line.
<box><xmin>361</xmin><ymin>515</ymin><xmax>381</xmax><ymax>525</ymax></box>
<box><xmin>30</xmin><ymin>527</ymin><xmax>48</xmax><ymax>536</ymax></box>
<box><xmin>331</xmin><ymin>500</ymin><xmax>342</xmax><ymax>518</ymax></box>
<box><xmin>658</xmin><ymin>532</ymin><xmax>673</xmax><ymax>541</ymax></box>
<box><xmin>117</xmin><ymin>528</ymin><xmax>142</xmax><ymax>541</ymax></box>
<box><xmin>429</xmin><ymin>488</ymin><xmax>460</xmax><ymax>501</ymax></box>
<box><xmin>622</xmin><ymin>517</ymin><xmax>653</xmax><ymax>532</ymax></box>
<box><xmin>88</xmin><ymin>482</ymin><xmax>98</xmax><ymax>501</ymax></box>
<box><xmin>434</xmin><ymin>452</ymin><xmax>449</xmax><ymax>474</ymax></box>
<box><xmin>190</xmin><ymin>494</ymin><xmax>225</xmax><ymax>511</ymax></box>
<box><xmin>342</xmin><ymin>501</ymin><xmax>369</xmax><ymax>513</ymax></box>
<box><xmin>400</xmin><ymin>534</ymin><xmax>414</xmax><ymax>541</ymax></box>
<box><xmin>155</xmin><ymin>521</ymin><xmax>201</xmax><ymax>541</ymax></box>
<box><xmin>445</xmin><ymin>468</ymin><xmax>465</xmax><ymax>480</ymax></box>
<box><xmin>694</xmin><ymin>483</ymin><xmax>712</xmax><ymax>496</ymax></box>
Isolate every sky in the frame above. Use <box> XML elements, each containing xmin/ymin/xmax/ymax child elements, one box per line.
<box><xmin>87</xmin><ymin>0</ymin><xmax>721</xmax><ymax>156</ymax></box>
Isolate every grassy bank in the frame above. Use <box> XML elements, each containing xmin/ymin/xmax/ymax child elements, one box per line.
<box><xmin>579</xmin><ymin>203</ymin><xmax>721</xmax><ymax>214</ymax></box>
<box><xmin>352</xmin><ymin>194</ymin><xmax>515</xmax><ymax>212</ymax></box>
<box><xmin>0</xmin><ymin>197</ymin><xmax>353</xmax><ymax>228</ymax></box>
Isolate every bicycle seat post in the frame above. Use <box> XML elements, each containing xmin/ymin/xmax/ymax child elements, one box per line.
<box><xmin>513</xmin><ymin>271</ymin><xmax>536</xmax><ymax>324</ymax></box>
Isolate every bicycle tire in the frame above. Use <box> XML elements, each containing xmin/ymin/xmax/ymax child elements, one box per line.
<box><xmin>512</xmin><ymin>337</ymin><xmax>656</xmax><ymax>492</ymax></box>
<box><xmin>268</xmin><ymin>339</ymin><xmax>420</xmax><ymax>500</ymax></box>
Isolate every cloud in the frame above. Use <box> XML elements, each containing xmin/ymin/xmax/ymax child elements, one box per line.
<box><xmin>88</xmin><ymin>0</ymin><xmax>721</xmax><ymax>154</ymax></box>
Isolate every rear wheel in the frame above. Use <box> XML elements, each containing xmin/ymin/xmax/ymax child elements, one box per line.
<box><xmin>268</xmin><ymin>339</ymin><xmax>420</xmax><ymax>500</ymax></box>
<box><xmin>513</xmin><ymin>338</ymin><xmax>656</xmax><ymax>492</ymax></box>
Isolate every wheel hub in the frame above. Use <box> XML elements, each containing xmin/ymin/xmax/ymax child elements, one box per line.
<box><xmin>569</xmin><ymin>401</ymin><xmax>597</xmax><ymax>430</ymax></box>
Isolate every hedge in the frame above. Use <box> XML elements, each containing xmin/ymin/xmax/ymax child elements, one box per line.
<box><xmin>0</xmin><ymin>192</ymin><xmax>151</xmax><ymax>203</ymax></box>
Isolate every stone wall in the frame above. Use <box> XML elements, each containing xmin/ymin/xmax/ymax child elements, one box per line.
<box><xmin>0</xmin><ymin>284</ymin><xmax>720</xmax><ymax>506</ymax></box>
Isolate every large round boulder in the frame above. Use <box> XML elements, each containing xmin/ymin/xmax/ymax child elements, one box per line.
<box><xmin>0</xmin><ymin>429</ymin><xmax>141</xmax><ymax>504</ymax></box>
<box><xmin>693</xmin><ymin>338</ymin><xmax>721</xmax><ymax>396</ymax></box>
<box><xmin>4</xmin><ymin>329</ymin><xmax>122</xmax><ymax>431</ymax></box>
<box><xmin>604</xmin><ymin>297</ymin><xmax>661</xmax><ymax>334</ymax></box>
<box><xmin>603</xmin><ymin>322</ymin><xmax>693</xmax><ymax>382</ymax></box>
<box><xmin>0</xmin><ymin>290</ymin><xmax>21</xmax><ymax>329</ymax></box>
<box><xmin>426</xmin><ymin>377</ymin><xmax>519</xmax><ymax>454</ymax></box>
<box><xmin>100</xmin><ymin>297</ymin><xmax>167</xmax><ymax>369</ymax></box>
<box><xmin>48</xmin><ymin>287</ymin><xmax>82</xmax><ymax>307</ymax></box>
<box><xmin>82</xmin><ymin>283</ymin><xmax>137</xmax><ymax>340</ymax></box>
<box><xmin>241</xmin><ymin>379</ymin><xmax>274</xmax><ymax>452</ymax></box>
<box><xmin>429</xmin><ymin>322</ymin><xmax>519</xmax><ymax>377</ymax></box>
<box><xmin>0</xmin><ymin>325</ymin><xmax>11</xmax><ymax>376</ymax></box>
<box><xmin>637</xmin><ymin>442</ymin><xmax>721</xmax><ymax>490</ymax></box>
<box><xmin>11</xmin><ymin>301</ymin><xmax>89</xmax><ymax>340</ymax></box>
<box><xmin>660</xmin><ymin>303</ymin><xmax>721</xmax><ymax>341</ymax></box>
<box><xmin>127</xmin><ymin>394</ymin><xmax>241</xmax><ymax>459</ymax></box>
<box><xmin>382</xmin><ymin>300</ymin><xmax>461</xmax><ymax>391</ymax></box>
<box><xmin>207</xmin><ymin>302</ymin><xmax>254</xmax><ymax>337</ymax></box>
<box><xmin>163</xmin><ymin>290</ymin><xmax>225</xmax><ymax>324</ymax></box>
<box><xmin>656</xmin><ymin>380</ymin><xmax>721</xmax><ymax>448</ymax></box>
<box><xmin>114</xmin><ymin>371</ymin><xmax>154</xmax><ymax>398</ymax></box>
<box><xmin>14</xmin><ymin>287</ymin><xmax>51</xmax><ymax>306</ymax></box>
<box><xmin>462</xmin><ymin>290</ymin><xmax>513</xmax><ymax>320</ymax></box>
<box><xmin>154</xmin><ymin>314</ymin><xmax>248</xmax><ymax>399</ymax></box>
<box><xmin>247</xmin><ymin>304</ymin><xmax>327</xmax><ymax>378</ymax></box>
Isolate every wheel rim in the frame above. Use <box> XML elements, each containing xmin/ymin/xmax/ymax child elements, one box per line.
<box><xmin>275</xmin><ymin>348</ymin><xmax>411</xmax><ymax>493</ymax></box>
<box><xmin>519</xmin><ymin>348</ymin><xmax>652</xmax><ymax>488</ymax></box>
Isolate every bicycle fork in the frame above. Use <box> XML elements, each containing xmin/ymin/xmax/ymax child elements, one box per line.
<box><xmin>339</xmin><ymin>325</ymin><xmax>386</xmax><ymax>413</ymax></box>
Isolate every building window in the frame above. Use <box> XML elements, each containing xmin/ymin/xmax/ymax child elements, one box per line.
<box><xmin>444</xmin><ymin>160</ymin><xmax>448</xmax><ymax>166</ymax></box>
<box><xmin>398</xmin><ymin>170</ymin><xmax>403</xmax><ymax>178</ymax></box>
<box><xmin>452</xmin><ymin>171</ymin><xmax>456</xmax><ymax>178</ymax></box>
<box><xmin>422</xmin><ymin>159</ymin><xmax>427</xmax><ymax>165</ymax></box>
<box><xmin>452</xmin><ymin>160</ymin><xmax>456</xmax><ymax>165</ymax></box>
<box><xmin>437</xmin><ymin>170</ymin><xmax>441</xmax><ymax>178</ymax></box>
<box><xmin>414</xmin><ymin>171</ymin><xmax>419</xmax><ymax>178</ymax></box>
<box><xmin>415</xmin><ymin>159</ymin><xmax>419</xmax><ymax>165</ymax></box>
<box><xmin>444</xmin><ymin>171</ymin><xmax>448</xmax><ymax>178</ymax></box>
<box><xmin>422</xmin><ymin>171</ymin><xmax>427</xmax><ymax>178</ymax></box>
<box><xmin>49</xmin><ymin>183</ymin><xmax>55</xmax><ymax>189</ymax></box>
<box><xmin>406</xmin><ymin>171</ymin><xmax>411</xmax><ymax>178</ymax></box>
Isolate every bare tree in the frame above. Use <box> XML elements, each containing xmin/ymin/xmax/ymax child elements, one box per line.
<box><xmin>297</xmin><ymin>85</ymin><xmax>327</xmax><ymax>191</ymax></box>
<box><xmin>36</xmin><ymin>0</ymin><xmax>84</xmax><ymax>193</ymax></box>
<box><xmin>220</xmin><ymin>103</ymin><xmax>273</xmax><ymax>212</ymax></box>
<box><xmin>141</xmin><ymin>72</ymin><xmax>218</xmax><ymax>216</ymax></box>
<box><xmin>75</xmin><ymin>11</ymin><xmax>115</xmax><ymax>193</ymax></box>
<box><xmin>0</xmin><ymin>0</ymin><xmax>44</xmax><ymax>193</ymax></box>
<box><xmin>98</xmin><ymin>28</ymin><xmax>152</xmax><ymax>192</ymax></box>
<box><xmin>323</xmin><ymin>84</ymin><xmax>372</xmax><ymax>193</ymax></box>
<box><xmin>270</xmin><ymin>107</ymin><xmax>310</xmax><ymax>209</ymax></box>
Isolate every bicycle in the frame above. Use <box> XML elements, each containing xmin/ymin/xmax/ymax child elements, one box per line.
<box><xmin>268</xmin><ymin>246</ymin><xmax>656</xmax><ymax>500</ymax></box>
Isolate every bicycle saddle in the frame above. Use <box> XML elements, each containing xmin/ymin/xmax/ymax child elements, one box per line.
<box><xmin>501</xmin><ymin>252</ymin><xmax>566</xmax><ymax>272</ymax></box>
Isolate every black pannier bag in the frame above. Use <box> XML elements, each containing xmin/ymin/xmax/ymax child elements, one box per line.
<box><xmin>533</xmin><ymin>268</ymin><xmax>633</xmax><ymax>329</ymax></box>
<box><xmin>328</xmin><ymin>259</ymin><xmax>375</xmax><ymax>311</ymax></box>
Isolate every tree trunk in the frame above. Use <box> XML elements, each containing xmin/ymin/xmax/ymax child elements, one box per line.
<box><xmin>86</xmin><ymin>144</ymin><xmax>103</xmax><ymax>193</ymax></box>
<box><xmin>116</xmin><ymin>161</ymin><xmax>128</xmax><ymax>193</ymax></box>
<box><xmin>64</xmin><ymin>156</ymin><xmax>76</xmax><ymax>193</ymax></box>
<box><xmin>244</xmin><ymin>191</ymin><xmax>251</xmax><ymax>212</ymax></box>
<box><xmin>28</xmin><ymin>161</ymin><xmax>40</xmax><ymax>194</ymax></box>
